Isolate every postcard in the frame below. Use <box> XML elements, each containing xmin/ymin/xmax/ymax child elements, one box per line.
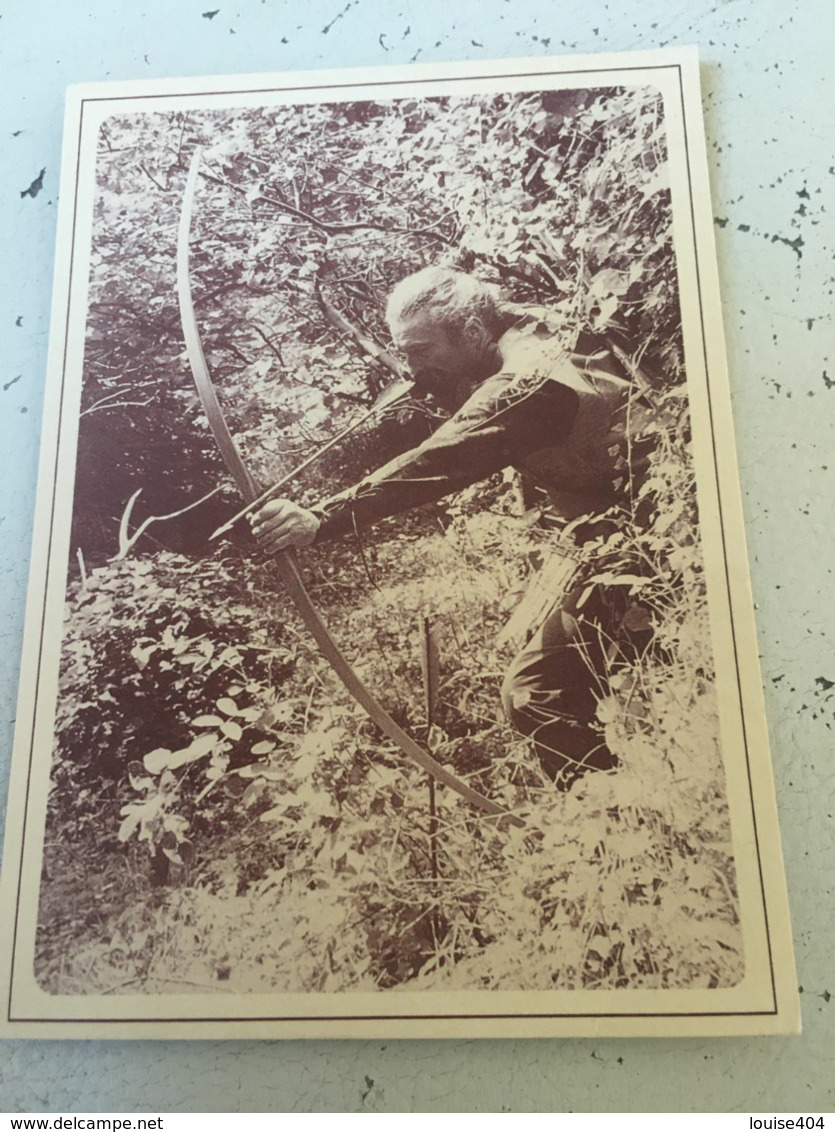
<box><xmin>0</xmin><ymin>47</ymin><xmax>798</xmax><ymax>1038</ymax></box>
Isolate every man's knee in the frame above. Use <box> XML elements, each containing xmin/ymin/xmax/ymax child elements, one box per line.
<box><xmin>501</xmin><ymin>627</ymin><xmax>601</xmax><ymax>739</ymax></box>
<box><xmin>500</xmin><ymin>626</ymin><xmax>553</xmax><ymax>733</ymax></box>
<box><xmin>500</xmin><ymin>665</ymin><xmax>532</xmax><ymax>734</ymax></box>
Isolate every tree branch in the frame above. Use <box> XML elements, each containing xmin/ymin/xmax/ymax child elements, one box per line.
<box><xmin>197</xmin><ymin>167</ymin><xmax>454</xmax><ymax>245</ymax></box>
<box><xmin>316</xmin><ymin>286</ymin><xmax>406</xmax><ymax>379</ymax></box>
<box><xmin>81</xmin><ymin>393</ymin><xmax>154</xmax><ymax>418</ymax></box>
<box><xmin>139</xmin><ymin>162</ymin><xmax>168</xmax><ymax>193</ymax></box>
<box><xmin>249</xmin><ymin>321</ymin><xmax>284</xmax><ymax>363</ymax></box>
<box><xmin>111</xmin><ymin>484</ymin><xmax>224</xmax><ymax>561</ymax></box>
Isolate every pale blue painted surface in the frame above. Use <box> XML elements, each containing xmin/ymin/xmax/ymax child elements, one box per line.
<box><xmin>0</xmin><ymin>0</ymin><xmax>832</xmax><ymax>1113</ymax></box>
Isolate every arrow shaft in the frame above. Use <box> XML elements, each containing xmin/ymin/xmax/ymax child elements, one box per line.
<box><xmin>209</xmin><ymin>383</ymin><xmax>410</xmax><ymax>542</ymax></box>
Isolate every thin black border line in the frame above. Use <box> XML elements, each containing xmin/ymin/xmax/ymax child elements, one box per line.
<box><xmin>6</xmin><ymin>97</ymin><xmax>88</xmax><ymax>1026</ymax></box>
<box><xmin>675</xmin><ymin>74</ymin><xmax>776</xmax><ymax>1011</ymax></box>
<box><xmin>6</xmin><ymin>59</ymin><xmax>779</xmax><ymax>1028</ymax></box>
<box><xmin>75</xmin><ymin>62</ymin><xmax>680</xmax><ymax>104</ymax></box>
<box><xmin>10</xmin><ymin>1010</ymin><xmax>778</xmax><ymax>1024</ymax></box>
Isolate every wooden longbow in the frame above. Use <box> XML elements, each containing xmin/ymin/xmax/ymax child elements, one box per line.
<box><xmin>176</xmin><ymin>148</ymin><xmax>522</xmax><ymax>827</ymax></box>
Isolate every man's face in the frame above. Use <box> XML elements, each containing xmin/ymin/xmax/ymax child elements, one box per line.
<box><xmin>392</xmin><ymin>313</ymin><xmax>487</xmax><ymax>409</ymax></box>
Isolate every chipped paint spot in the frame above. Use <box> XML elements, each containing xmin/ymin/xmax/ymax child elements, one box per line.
<box><xmin>3</xmin><ymin>375</ymin><xmax>22</xmax><ymax>392</ymax></box>
<box><xmin>360</xmin><ymin>1075</ymin><xmax>374</xmax><ymax>1103</ymax></box>
<box><xmin>20</xmin><ymin>168</ymin><xmax>45</xmax><ymax>199</ymax></box>
<box><xmin>322</xmin><ymin>1</ymin><xmax>357</xmax><ymax>34</ymax></box>
<box><xmin>769</xmin><ymin>232</ymin><xmax>804</xmax><ymax>258</ymax></box>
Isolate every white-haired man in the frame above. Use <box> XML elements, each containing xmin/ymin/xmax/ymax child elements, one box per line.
<box><xmin>252</xmin><ymin>267</ymin><xmax>654</xmax><ymax>788</ymax></box>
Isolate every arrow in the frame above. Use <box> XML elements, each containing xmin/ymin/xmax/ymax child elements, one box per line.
<box><xmin>208</xmin><ymin>377</ymin><xmax>413</xmax><ymax>542</ymax></box>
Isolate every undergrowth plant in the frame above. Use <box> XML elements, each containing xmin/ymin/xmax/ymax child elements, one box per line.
<box><xmin>38</xmin><ymin>391</ymin><xmax>741</xmax><ymax>995</ymax></box>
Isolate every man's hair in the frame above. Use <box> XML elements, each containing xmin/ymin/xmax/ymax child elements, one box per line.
<box><xmin>386</xmin><ymin>267</ymin><xmax>506</xmax><ymax>343</ymax></box>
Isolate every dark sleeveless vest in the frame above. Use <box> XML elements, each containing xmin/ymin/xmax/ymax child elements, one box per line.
<box><xmin>497</xmin><ymin>320</ymin><xmax>653</xmax><ymax>521</ymax></box>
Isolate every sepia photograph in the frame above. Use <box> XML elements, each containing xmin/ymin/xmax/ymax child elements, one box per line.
<box><xmin>0</xmin><ymin>51</ymin><xmax>797</xmax><ymax>1037</ymax></box>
